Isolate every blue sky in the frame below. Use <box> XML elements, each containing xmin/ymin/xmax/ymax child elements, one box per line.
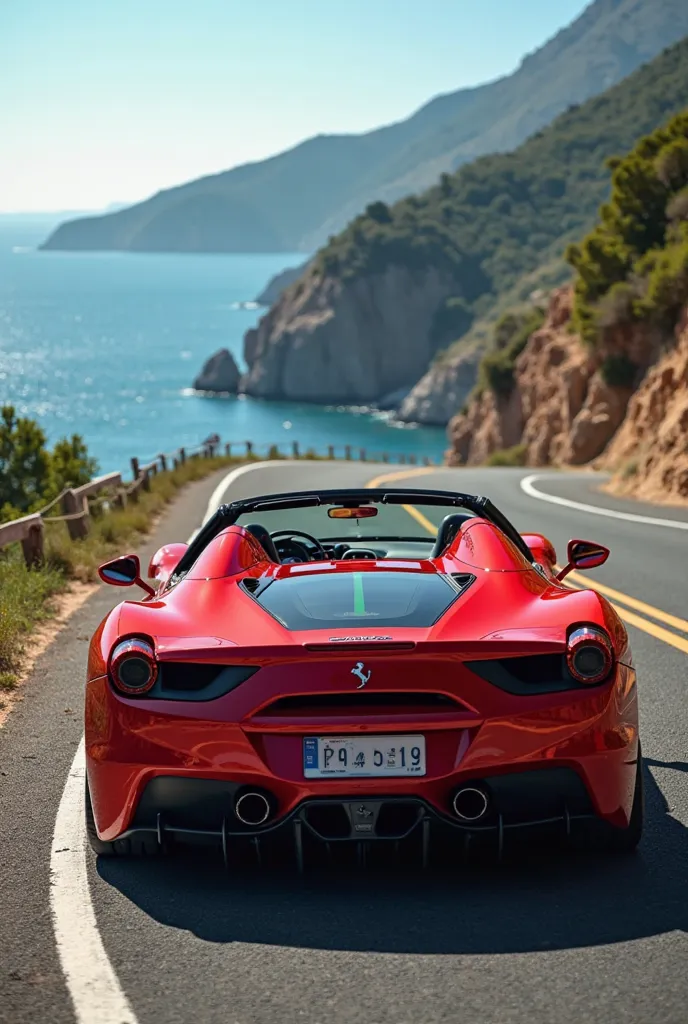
<box><xmin>1</xmin><ymin>0</ymin><xmax>589</xmax><ymax>212</ymax></box>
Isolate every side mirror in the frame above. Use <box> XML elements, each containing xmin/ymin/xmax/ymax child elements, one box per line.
<box><xmin>148</xmin><ymin>542</ymin><xmax>189</xmax><ymax>582</ymax></box>
<box><xmin>556</xmin><ymin>539</ymin><xmax>609</xmax><ymax>581</ymax></box>
<box><xmin>98</xmin><ymin>554</ymin><xmax>155</xmax><ymax>597</ymax></box>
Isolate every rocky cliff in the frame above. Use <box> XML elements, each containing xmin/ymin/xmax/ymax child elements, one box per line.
<box><xmin>255</xmin><ymin>262</ymin><xmax>309</xmax><ymax>306</ymax></box>
<box><xmin>241</xmin><ymin>266</ymin><xmax>455</xmax><ymax>403</ymax></box>
<box><xmin>446</xmin><ymin>287</ymin><xmax>688</xmax><ymax>503</ymax></box>
<box><xmin>397</xmin><ymin>349</ymin><xmax>481</xmax><ymax>425</ymax></box>
<box><xmin>601</xmin><ymin>308</ymin><xmax>688</xmax><ymax>502</ymax></box>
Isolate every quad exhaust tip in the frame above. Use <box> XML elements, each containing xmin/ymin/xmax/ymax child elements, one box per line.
<box><xmin>452</xmin><ymin>785</ymin><xmax>490</xmax><ymax>822</ymax></box>
<box><xmin>234</xmin><ymin>790</ymin><xmax>272</xmax><ymax>827</ymax></box>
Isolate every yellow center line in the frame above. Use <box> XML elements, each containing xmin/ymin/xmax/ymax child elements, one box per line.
<box><xmin>565</xmin><ymin>569</ymin><xmax>688</xmax><ymax>635</ymax></box>
<box><xmin>366</xmin><ymin>465</ymin><xmax>446</xmax><ymax>535</ymax></box>
<box><xmin>365</xmin><ymin>466</ymin><xmax>439</xmax><ymax>489</ymax></box>
<box><xmin>364</xmin><ymin>466</ymin><xmax>688</xmax><ymax>657</ymax></box>
<box><xmin>607</xmin><ymin>607</ymin><xmax>688</xmax><ymax>656</ymax></box>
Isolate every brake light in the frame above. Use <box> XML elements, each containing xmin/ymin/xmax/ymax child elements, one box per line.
<box><xmin>566</xmin><ymin>626</ymin><xmax>613</xmax><ymax>684</ymax></box>
<box><xmin>110</xmin><ymin>638</ymin><xmax>158</xmax><ymax>695</ymax></box>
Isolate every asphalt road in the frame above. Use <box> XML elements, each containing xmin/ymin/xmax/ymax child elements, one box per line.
<box><xmin>1</xmin><ymin>461</ymin><xmax>687</xmax><ymax>1024</ymax></box>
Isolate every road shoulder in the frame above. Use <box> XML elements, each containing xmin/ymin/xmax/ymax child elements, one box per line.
<box><xmin>0</xmin><ymin>466</ymin><xmax>230</xmax><ymax>1024</ymax></box>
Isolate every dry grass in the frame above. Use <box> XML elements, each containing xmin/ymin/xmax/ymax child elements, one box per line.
<box><xmin>0</xmin><ymin>454</ymin><xmax>241</xmax><ymax>692</ymax></box>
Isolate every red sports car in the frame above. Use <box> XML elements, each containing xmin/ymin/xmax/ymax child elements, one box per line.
<box><xmin>85</xmin><ymin>487</ymin><xmax>642</xmax><ymax>866</ymax></box>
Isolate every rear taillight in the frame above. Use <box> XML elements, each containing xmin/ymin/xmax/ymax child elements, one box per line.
<box><xmin>110</xmin><ymin>638</ymin><xmax>157</xmax><ymax>695</ymax></box>
<box><xmin>566</xmin><ymin>626</ymin><xmax>613</xmax><ymax>684</ymax></box>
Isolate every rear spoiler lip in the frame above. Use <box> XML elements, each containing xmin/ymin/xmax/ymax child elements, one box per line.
<box><xmin>152</xmin><ymin>637</ymin><xmax>567</xmax><ymax>663</ymax></box>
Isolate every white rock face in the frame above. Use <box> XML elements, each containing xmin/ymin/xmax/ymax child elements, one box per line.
<box><xmin>397</xmin><ymin>349</ymin><xmax>481</xmax><ymax>425</ymax></box>
<box><xmin>241</xmin><ymin>265</ymin><xmax>456</xmax><ymax>403</ymax></box>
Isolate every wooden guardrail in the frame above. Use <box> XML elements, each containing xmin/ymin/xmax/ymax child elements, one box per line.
<box><xmin>0</xmin><ymin>512</ymin><xmax>44</xmax><ymax>567</ymax></box>
<box><xmin>0</xmin><ymin>435</ymin><xmax>436</xmax><ymax>566</ymax></box>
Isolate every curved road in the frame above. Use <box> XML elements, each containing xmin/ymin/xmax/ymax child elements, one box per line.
<box><xmin>1</xmin><ymin>462</ymin><xmax>687</xmax><ymax>1024</ymax></box>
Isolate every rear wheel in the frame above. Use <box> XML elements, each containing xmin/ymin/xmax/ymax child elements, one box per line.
<box><xmin>85</xmin><ymin>779</ymin><xmax>159</xmax><ymax>857</ymax></box>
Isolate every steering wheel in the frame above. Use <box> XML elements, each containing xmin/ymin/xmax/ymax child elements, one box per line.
<box><xmin>270</xmin><ymin>529</ymin><xmax>328</xmax><ymax>562</ymax></box>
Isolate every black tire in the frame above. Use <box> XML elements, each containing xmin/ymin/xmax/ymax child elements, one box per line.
<box><xmin>85</xmin><ymin>779</ymin><xmax>160</xmax><ymax>857</ymax></box>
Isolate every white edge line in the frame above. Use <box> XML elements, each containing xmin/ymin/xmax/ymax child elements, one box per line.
<box><xmin>50</xmin><ymin>739</ymin><xmax>138</xmax><ymax>1024</ymax></box>
<box><xmin>202</xmin><ymin>459</ymin><xmax>284</xmax><ymax>525</ymax></box>
<box><xmin>50</xmin><ymin>458</ymin><xmax>286</xmax><ymax>1024</ymax></box>
<box><xmin>520</xmin><ymin>474</ymin><xmax>688</xmax><ymax>531</ymax></box>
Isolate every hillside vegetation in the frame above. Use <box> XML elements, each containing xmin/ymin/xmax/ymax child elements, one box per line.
<box><xmin>41</xmin><ymin>0</ymin><xmax>688</xmax><ymax>254</ymax></box>
<box><xmin>318</xmin><ymin>37</ymin><xmax>688</xmax><ymax>341</ymax></box>
<box><xmin>446</xmin><ymin>110</ymin><xmax>688</xmax><ymax>500</ymax></box>
<box><xmin>568</xmin><ymin>110</ymin><xmax>688</xmax><ymax>351</ymax></box>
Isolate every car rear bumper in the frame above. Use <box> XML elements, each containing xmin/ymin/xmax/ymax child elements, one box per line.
<box><xmin>85</xmin><ymin>663</ymin><xmax>639</xmax><ymax>844</ymax></box>
<box><xmin>108</xmin><ymin>768</ymin><xmax>605</xmax><ymax>867</ymax></box>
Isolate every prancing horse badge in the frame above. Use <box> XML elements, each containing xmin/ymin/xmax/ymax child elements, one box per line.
<box><xmin>351</xmin><ymin>662</ymin><xmax>371</xmax><ymax>688</ymax></box>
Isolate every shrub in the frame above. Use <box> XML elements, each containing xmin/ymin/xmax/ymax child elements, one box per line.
<box><xmin>600</xmin><ymin>353</ymin><xmax>638</xmax><ymax>387</ymax></box>
<box><xmin>595</xmin><ymin>281</ymin><xmax>637</xmax><ymax>330</ymax></box>
<box><xmin>639</xmin><ymin>235</ymin><xmax>688</xmax><ymax>327</ymax></box>
<box><xmin>486</xmin><ymin>444</ymin><xmax>528</xmax><ymax>467</ymax></box>
<box><xmin>477</xmin><ymin>305</ymin><xmax>546</xmax><ymax>396</ymax></box>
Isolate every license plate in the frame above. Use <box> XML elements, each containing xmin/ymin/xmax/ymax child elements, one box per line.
<box><xmin>303</xmin><ymin>735</ymin><xmax>426</xmax><ymax>778</ymax></box>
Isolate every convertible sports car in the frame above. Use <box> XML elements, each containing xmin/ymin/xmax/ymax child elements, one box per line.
<box><xmin>85</xmin><ymin>487</ymin><xmax>642</xmax><ymax>866</ymax></box>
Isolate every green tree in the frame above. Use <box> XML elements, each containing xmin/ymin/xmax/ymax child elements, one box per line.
<box><xmin>569</xmin><ymin>109</ymin><xmax>688</xmax><ymax>342</ymax></box>
<box><xmin>0</xmin><ymin>405</ymin><xmax>98</xmax><ymax>520</ymax></box>
<box><xmin>0</xmin><ymin>406</ymin><xmax>52</xmax><ymax>517</ymax></box>
<box><xmin>50</xmin><ymin>435</ymin><xmax>98</xmax><ymax>494</ymax></box>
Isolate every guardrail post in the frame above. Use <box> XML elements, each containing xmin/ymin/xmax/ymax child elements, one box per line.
<box><xmin>159</xmin><ymin>453</ymin><xmax>167</xmax><ymax>472</ymax></box>
<box><xmin>130</xmin><ymin>456</ymin><xmax>139</xmax><ymax>481</ymax></box>
<box><xmin>359</xmin><ymin>448</ymin><xmax>366</xmax><ymax>462</ymax></box>
<box><xmin>112</xmin><ymin>489</ymin><xmax>127</xmax><ymax>510</ymax></box>
<box><xmin>141</xmin><ymin>469</ymin><xmax>151</xmax><ymax>492</ymax></box>
<box><xmin>21</xmin><ymin>521</ymin><xmax>44</xmax><ymax>567</ymax></box>
<box><xmin>345</xmin><ymin>445</ymin><xmax>351</xmax><ymax>461</ymax></box>
<box><xmin>409</xmin><ymin>454</ymin><xmax>417</xmax><ymax>466</ymax></box>
<box><xmin>292</xmin><ymin>441</ymin><xmax>300</xmax><ymax>459</ymax></box>
<box><xmin>179</xmin><ymin>447</ymin><xmax>186</xmax><ymax>464</ymax></box>
<box><xmin>62</xmin><ymin>489</ymin><xmax>90</xmax><ymax>540</ymax></box>
<box><xmin>246</xmin><ymin>440</ymin><xmax>253</xmax><ymax>456</ymax></box>
<box><xmin>327</xmin><ymin>445</ymin><xmax>335</xmax><ymax>460</ymax></box>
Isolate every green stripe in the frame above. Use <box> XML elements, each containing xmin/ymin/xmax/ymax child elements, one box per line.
<box><xmin>353</xmin><ymin>573</ymin><xmax>366</xmax><ymax>616</ymax></box>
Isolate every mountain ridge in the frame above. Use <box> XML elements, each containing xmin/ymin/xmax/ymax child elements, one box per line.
<box><xmin>41</xmin><ymin>0</ymin><xmax>688</xmax><ymax>254</ymax></box>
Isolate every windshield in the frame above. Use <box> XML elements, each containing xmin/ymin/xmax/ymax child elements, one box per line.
<box><xmin>235</xmin><ymin>502</ymin><xmax>466</xmax><ymax>543</ymax></box>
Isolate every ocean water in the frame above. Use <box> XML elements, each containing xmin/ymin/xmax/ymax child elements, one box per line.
<box><xmin>0</xmin><ymin>221</ymin><xmax>447</xmax><ymax>473</ymax></box>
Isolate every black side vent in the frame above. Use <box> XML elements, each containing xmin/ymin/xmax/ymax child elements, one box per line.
<box><xmin>160</xmin><ymin>663</ymin><xmax>226</xmax><ymax>691</ymax></box>
<box><xmin>241</xmin><ymin>578</ymin><xmax>261</xmax><ymax>594</ymax></box>
<box><xmin>466</xmin><ymin>654</ymin><xmax>598</xmax><ymax>695</ymax></box>
<box><xmin>451</xmin><ymin>573</ymin><xmax>476</xmax><ymax>589</ymax></box>
<box><xmin>154</xmin><ymin>663</ymin><xmax>259</xmax><ymax>702</ymax></box>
